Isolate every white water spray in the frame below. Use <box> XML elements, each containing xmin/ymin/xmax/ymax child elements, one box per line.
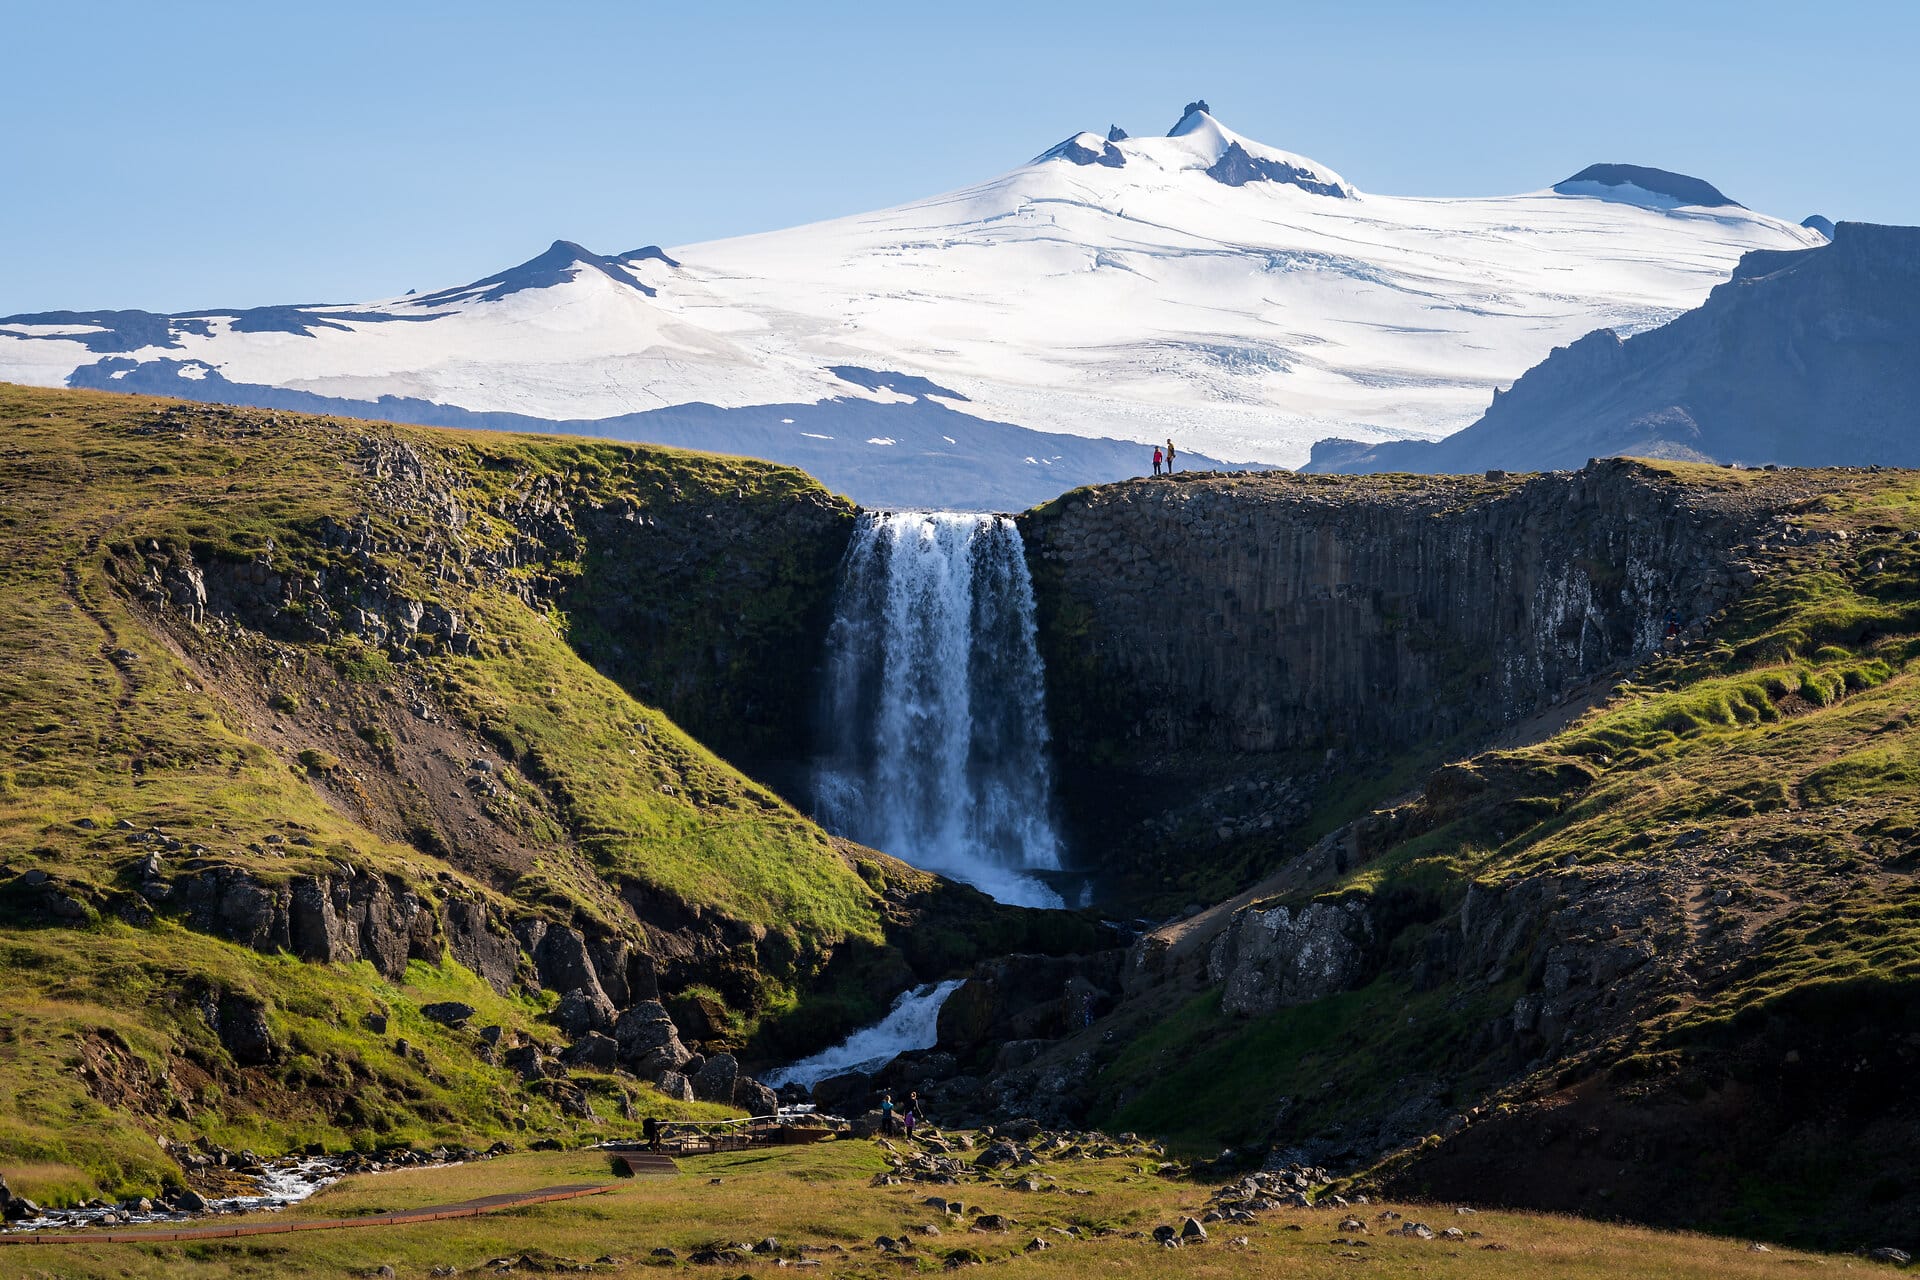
<box><xmin>763</xmin><ymin>980</ymin><xmax>965</xmax><ymax>1090</ymax></box>
<box><xmin>814</xmin><ymin>512</ymin><xmax>1064</xmax><ymax>907</ymax></box>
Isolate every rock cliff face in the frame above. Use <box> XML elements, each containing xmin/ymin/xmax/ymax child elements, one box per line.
<box><xmin>1206</xmin><ymin>897</ymin><xmax>1375</xmax><ymax>1016</ymax></box>
<box><xmin>1018</xmin><ymin>460</ymin><xmax>1789</xmax><ymax>896</ymax></box>
<box><xmin>1023</xmin><ymin>462</ymin><xmax>1764</xmax><ymax>763</ymax></box>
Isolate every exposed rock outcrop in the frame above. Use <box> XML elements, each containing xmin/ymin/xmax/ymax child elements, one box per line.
<box><xmin>177</xmin><ymin>867</ymin><xmax>439</xmax><ymax>982</ymax></box>
<box><xmin>937</xmin><ymin>953</ymin><xmax>1125</xmax><ymax>1053</ymax></box>
<box><xmin>1206</xmin><ymin>897</ymin><xmax>1375</xmax><ymax>1016</ymax></box>
<box><xmin>1024</xmin><ymin>462</ymin><xmax>1764</xmax><ymax>762</ymax></box>
<box><xmin>613</xmin><ymin>1001</ymin><xmax>694</xmax><ymax>1076</ymax></box>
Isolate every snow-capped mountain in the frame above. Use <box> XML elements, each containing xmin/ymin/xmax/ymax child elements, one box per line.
<box><xmin>0</xmin><ymin>102</ymin><xmax>1825</xmax><ymax>506</ymax></box>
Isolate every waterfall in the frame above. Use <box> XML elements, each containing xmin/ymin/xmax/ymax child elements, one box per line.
<box><xmin>814</xmin><ymin>511</ymin><xmax>1065</xmax><ymax>908</ymax></box>
<box><xmin>762</xmin><ymin>980</ymin><xmax>964</xmax><ymax>1090</ymax></box>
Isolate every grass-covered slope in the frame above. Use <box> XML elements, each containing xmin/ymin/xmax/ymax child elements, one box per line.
<box><xmin>0</xmin><ymin>383</ymin><xmax>1044</xmax><ymax>1204</ymax></box>
<box><xmin>1083</xmin><ymin>461</ymin><xmax>1920</xmax><ymax>1248</ymax></box>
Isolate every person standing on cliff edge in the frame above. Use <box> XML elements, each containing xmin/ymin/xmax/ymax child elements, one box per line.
<box><xmin>1166</xmin><ymin>438</ymin><xmax>1177</xmax><ymax>473</ymax></box>
<box><xmin>1152</xmin><ymin>445</ymin><xmax>1163</xmax><ymax>477</ymax></box>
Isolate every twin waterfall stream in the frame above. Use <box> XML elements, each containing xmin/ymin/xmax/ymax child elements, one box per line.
<box><xmin>812</xmin><ymin>511</ymin><xmax>1066</xmax><ymax>909</ymax></box>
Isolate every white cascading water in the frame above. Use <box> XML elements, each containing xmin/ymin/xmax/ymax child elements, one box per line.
<box><xmin>814</xmin><ymin>511</ymin><xmax>1065</xmax><ymax>908</ymax></box>
<box><xmin>762</xmin><ymin>980</ymin><xmax>965</xmax><ymax>1091</ymax></box>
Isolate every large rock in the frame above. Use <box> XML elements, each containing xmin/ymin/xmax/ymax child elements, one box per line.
<box><xmin>692</xmin><ymin>1053</ymin><xmax>739</xmax><ymax>1103</ymax></box>
<box><xmin>562</xmin><ymin>1032</ymin><xmax>619</xmax><ymax>1071</ymax></box>
<box><xmin>653</xmin><ymin>1070</ymin><xmax>694</xmax><ymax>1103</ymax></box>
<box><xmin>184</xmin><ymin>867</ymin><xmax>436</xmax><ymax>981</ymax></box>
<box><xmin>215</xmin><ymin>991</ymin><xmax>274</xmax><ymax>1065</ymax></box>
<box><xmin>1207</xmin><ymin>897</ymin><xmax>1375</xmax><ymax>1016</ymax></box>
<box><xmin>614</xmin><ymin>1001</ymin><xmax>693</xmax><ymax>1074</ymax></box>
<box><xmin>1016</xmin><ymin>462</ymin><xmax>1782</xmax><ymax>871</ymax></box>
<box><xmin>444</xmin><ymin>897</ymin><xmax>519</xmax><ymax>993</ymax></box>
<box><xmin>733</xmin><ymin>1075</ymin><xmax>778</xmax><ymax>1117</ymax></box>
<box><xmin>502</xmin><ymin>1044</ymin><xmax>545</xmax><ymax>1082</ymax></box>
<box><xmin>937</xmin><ymin>953</ymin><xmax>1124</xmax><ymax>1052</ymax></box>
<box><xmin>585</xmin><ymin>935</ymin><xmax>634</xmax><ymax>1007</ymax></box>
<box><xmin>420</xmin><ymin>1001</ymin><xmax>475</xmax><ymax>1028</ymax></box>
<box><xmin>554</xmin><ymin>986</ymin><xmax>615</xmax><ymax>1036</ymax></box>
<box><xmin>811</xmin><ymin>1071</ymin><xmax>874</xmax><ymax>1116</ymax></box>
<box><xmin>517</xmin><ymin>921</ymin><xmax>618</xmax><ymax>1017</ymax></box>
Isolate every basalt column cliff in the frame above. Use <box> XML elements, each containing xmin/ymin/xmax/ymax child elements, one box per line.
<box><xmin>1018</xmin><ymin>462</ymin><xmax>1790</xmax><ymax>900</ymax></box>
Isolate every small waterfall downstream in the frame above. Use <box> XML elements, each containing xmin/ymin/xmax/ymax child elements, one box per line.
<box><xmin>813</xmin><ymin>511</ymin><xmax>1065</xmax><ymax>907</ymax></box>
<box><xmin>762</xmin><ymin>980</ymin><xmax>964</xmax><ymax>1090</ymax></box>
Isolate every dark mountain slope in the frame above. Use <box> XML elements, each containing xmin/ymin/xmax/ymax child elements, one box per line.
<box><xmin>1307</xmin><ymin>222</ymin><xmax>1920</xmax><ymax>475</ymax></box>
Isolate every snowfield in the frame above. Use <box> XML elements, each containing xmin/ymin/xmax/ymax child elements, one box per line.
<box><xmin>1</xmin><ymin>105</ymin><xmax>1824</xmax><ymax>477</ymax></box>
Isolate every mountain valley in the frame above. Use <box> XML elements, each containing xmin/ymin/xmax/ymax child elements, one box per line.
<box><xmin>3</xmin><ymin>382</ymin><xmax>1918</xmax><ymax>1262</ymax></box>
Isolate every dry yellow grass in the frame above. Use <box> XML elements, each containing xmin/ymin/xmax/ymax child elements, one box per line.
<box><xmin>1</xmin><ymin>1138</ymin><xmax>1849</xmax><ymax>1279</ymax></box>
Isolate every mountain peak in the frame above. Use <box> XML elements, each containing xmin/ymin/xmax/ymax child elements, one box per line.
<box><xmin>411</xmin><ymin>239</ymin><xmax>662</xmax><ymax>308</ymax></box>
<box><xmin>1036</xmin><ymin>102</ymin><xmax>1352</xmax><ymax>197</ymax></box>
<box><xmin>1169</xmin><ymin>99</ymin><xmax>1212</xmax><ymax>135</ymax></box>
<box><xmin>1554</xmin><ymin>164</ymin><xmax>1742</xmax><ymax>210</ymax></box>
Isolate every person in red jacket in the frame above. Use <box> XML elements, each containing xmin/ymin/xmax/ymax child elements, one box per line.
<box><xmin>1152</xmin><ymin>446</ymin><xmax>1163</xmax><ymax>477</ymax></box>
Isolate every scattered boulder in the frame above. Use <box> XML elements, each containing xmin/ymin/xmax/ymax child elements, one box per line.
<box><xmin>733</xmin><ymin>1074</ymin><xmax>778</xmax><ymax>1117</ymax></box>
<box><xmin>562</xmin><ymin>1032</ymin><xmax>619</xmax><ymax>1071</ymax></box>
<box><xmin>613</xmin><ymin>1001</ymin><xmax>692</xmax><ymax>1074</ymax></box>
<box><xmin>502</xmin><ymin>1044</ymin><xmax>545</xmax><ymax>1082</ymax></box>
<box><xmin>554</xmin><ymin>986</ymin><xmax>615</xmax><ymax>1036</ymax></box>
<box><xmin>973</xmin><ymin>1140</ymin><xmax>1020</xmax><ymax>1170</ymax></box>
<box><xmin>654</xmin><ymin>1070</ymin><xmax>695</xmax><ymax>1103</ymax></box>
<box><xmin>692</xmin><ymin>1053</ymin><xmax>739</xmax><ymax>1104</ymax></box>
<box><xmin>420</xmin><ymin>1001</ymin><xmax>475</xmax><ymax>1029</ymax></box>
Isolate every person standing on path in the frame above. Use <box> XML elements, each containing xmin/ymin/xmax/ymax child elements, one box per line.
<box><xmin>879</xmin><ymin>1094</ymin><xmax>896</xmax><ymax>1137</ymax></box>
<box><xmin>1152</xmin><ymin>445</ymin><xmax>1163</xmax><ymax>477</ymax></box>
<box><xmin>1165</xmin><ymin>438</ymin><xmax>1177</xmax><ymax>472</ymax></box>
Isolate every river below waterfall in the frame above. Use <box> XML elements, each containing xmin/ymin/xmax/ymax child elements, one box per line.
<box><xmin>813</xmin><ymin>511</ymin><xmax>1066</xmax><ymax>907</ymax></box>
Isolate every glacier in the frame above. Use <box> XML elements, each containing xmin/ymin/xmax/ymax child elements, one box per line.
<box><xmin>0</xmin><ymin>103</ymin><xmax>1824</xmax><ymax>502</ymax></box>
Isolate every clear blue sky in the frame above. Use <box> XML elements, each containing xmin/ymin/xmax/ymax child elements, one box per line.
<box><xmin>6</xmin><ymin>0</ymin><xmax>1914</xmax><ymax>313</ymax></box>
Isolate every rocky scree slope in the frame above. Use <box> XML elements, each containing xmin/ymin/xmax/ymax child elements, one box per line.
<box><xmin>0</xmin><ymin>384</ymin><xmax>1070</xmax><ymax>1204</ymax></box>
<box><xmin>938</xmin><ymin>459</ymin><xmax>1920</xmax><ymax>1250</ymax></box>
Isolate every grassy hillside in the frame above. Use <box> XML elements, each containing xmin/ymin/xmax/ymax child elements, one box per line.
<box><xmin>1085</xmin><ymin>461</ymin><xmax>1920</xmax><ymax>1247</ymax></box>
<box><xmin>0</xmin><ymin>383</ymin><xmax>1058</xmax><ymax>1201</ymax></box>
